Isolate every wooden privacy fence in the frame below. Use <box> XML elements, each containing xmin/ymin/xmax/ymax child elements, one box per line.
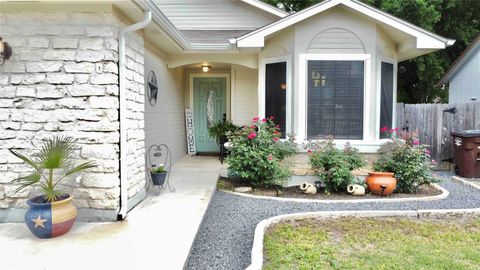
<box><xmin>396</xmin><ymin>102</ymin><xmax>480</xmax><ymax>170</ymax></box>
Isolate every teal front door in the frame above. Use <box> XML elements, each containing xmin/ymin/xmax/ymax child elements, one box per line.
<box><xmin>193</xmin><ymin>77</ymin><xmax>227</xmax><ymax>153</ymax></box>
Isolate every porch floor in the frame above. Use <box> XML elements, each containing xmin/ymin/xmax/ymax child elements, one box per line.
<box><xmin>0</xmin><ymin>155</ymin><xmax>225</xmax><ymax>270</ymax></box>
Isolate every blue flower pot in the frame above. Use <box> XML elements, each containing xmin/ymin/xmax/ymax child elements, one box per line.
<box><xmin>151</xmin><ymin>173</ymin><xmax>167</xmax><ymax>185</ymax></box>
<box><xmin>25</xmin><ymin>195</ymin><xmax>77</xmax><ymax>239</ymax></box>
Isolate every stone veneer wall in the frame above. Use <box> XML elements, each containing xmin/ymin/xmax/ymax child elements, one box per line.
<box><xmin>123</xmin><ymin>32</ymin><xmax>146</xmax><ymax>204</ymax></box>
<box><xmin>0</xmin><ymin>11</ymin><xmax>146</xmax><ymax>221</ymax></box>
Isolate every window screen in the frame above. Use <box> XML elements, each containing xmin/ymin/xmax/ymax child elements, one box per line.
<box><xmin>307</xmin><ymin>60</ymin><xmax>364</xmax><ymax>140</ymax></box>
<box><xmin>265</xmin><ymin>62</ymin><xmax>287</xmax><ymax>137</ymax></box>
<box><xmin>380</xmin><ymin>62</ymin><xmax>394</xmax><ymax>139</ymax></box>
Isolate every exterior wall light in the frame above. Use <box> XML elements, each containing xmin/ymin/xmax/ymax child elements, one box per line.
<box><xmin>201</xmin><ymin>65</ymin><xmax>211</xmax><ymax>72</ymax></box>
<box><xmin>0</xmin><ymin>37</ymin><xmax>12</xmax><ymax>66</ymax></box>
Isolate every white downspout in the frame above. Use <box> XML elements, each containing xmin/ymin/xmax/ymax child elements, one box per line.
<box><xmin>118</xmin><ymin>11</ymin><xmax>152</xmax><ymax>220</ymax></box>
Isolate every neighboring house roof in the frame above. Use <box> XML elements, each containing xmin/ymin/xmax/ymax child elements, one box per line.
<box><xmin>138</xmin><ymin>0</ymin><xmax>286</xmax><ymax>51</ymax></box>
<box><xmin>233</xmin><ymin>0</ymin><xmax>455</xmax><ymax>60</ymax></box>
<box><xmin>436</xmin><ymin>34</ymin><xmax>480</xmax><ymax>87</ymax></box>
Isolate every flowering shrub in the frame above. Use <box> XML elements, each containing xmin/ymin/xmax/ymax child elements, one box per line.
<box><xmin>374</xmin><ymin>128</ymin><xmax>438</xmax><ymax>193</ymax></box>
<box><xmin>305</xmin><ymin>137</ymin><xmax>365</xmax><ymax>194</ymax></box>
<box><xmin>226</xmin><ymin>117</ymin><xmax>296</xmax><ymax>188</ymax></box>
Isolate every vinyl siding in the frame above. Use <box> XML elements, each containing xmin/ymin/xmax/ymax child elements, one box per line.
<box><xmin>144</xmin><ymin>49</ymin><xmax>186</xmax><ymax>165</ymax></box>
<box><xmin>450</xmin><ymin>48</ymin><xmax>480</xmax><ymax>103</ymax></box>
<box><xmin>154</xmin><ymin>0</ymin><xmax>278</xmax><ymax>30</ymax></box>
<box><xmin>307</xmin><ymin>28</ymin><xmax>366</xmax><ymax>54</ymax></box>
<box><xmin>232</xmin><ymin>65</ymin><xmax>258</xmax><ymax>125</ymax></box>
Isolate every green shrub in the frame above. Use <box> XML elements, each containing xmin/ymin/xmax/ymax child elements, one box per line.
<box><xmin>374</xmin><ymin>129</ymin><xmax>437</xmax><ymax>193</ymax></box>
<box><xmin>226</xmin><ymin>117</ymin><xmax>293</xmax><ymax>188</ymax></box>
<box><xmin>305</xmin><ymin>137</ymin><xmax>365</xmax><ymax>193</ymax></box>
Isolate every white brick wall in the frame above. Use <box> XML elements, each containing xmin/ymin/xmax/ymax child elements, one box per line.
<box><xmin>0</xmin><ymin>11</ymin><xmax>124</xmax><ymax>212</ymax></box>
<box><xmin>123</xmin><ymin>33</ymin><xmax>146</xmax><ymax>199</ymax></box>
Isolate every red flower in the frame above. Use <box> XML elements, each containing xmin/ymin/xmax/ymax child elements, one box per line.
<box><xmin>250</xmin><ymin>125</ymin><xmax>255</xmax><ymax>129</ymax></box>
<box><xmin>247</xmin><ymin>132</ymin><xmax>257</xmax><ymax>139</ymax></box>
<box><xmin>253</xmin><ymin>117</ymin><xmax>259</xmax><ymax>121</ymax></box>
<box><xmin>269</xmin><ymin>116</ymin><xmax>275</xmax><ymax>120</ymax></box>
<box><xmin>273</xmin><ymin>137</ymin><xmax>279</xmax><ymax>141</ymax></box>
<box><xmin>275</xmin><ymin>125</ymin><xmax>280</xmax><ymax>129</ymax></box>
<box><xmin>380</xmin><ymin>127</ymin><xmax>388</xmax><ymax>132</ymax></box>
<box><xmin>262</xmin><ymin>118</ymin><xmax>267</xmax><ymax>122</ymax></box>
<box><xmin>273</xmin><ymin>131</ymin><xmax>280</xmax><ymax>135</ymax></box>
<box><xmin>267</xmin><ymin>154</ymin><xmax>273</xmax><ymax>161</ymax></box>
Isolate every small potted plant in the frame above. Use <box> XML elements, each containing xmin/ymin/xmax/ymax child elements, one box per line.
<box><xmin>9</xmin><ymin>136</ymin><xmax>96</xmax><ymax>239</ymax></box>
<box><xmin>150</xmin><ymin>165</ymin><xmax>167</xmax><ymax>186</ymax></box>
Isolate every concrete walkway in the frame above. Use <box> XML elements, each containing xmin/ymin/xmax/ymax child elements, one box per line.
<box><xmin>0</xmin><ymin>156</ymin><xmax>224</xmax><ymax>270</ymax></box>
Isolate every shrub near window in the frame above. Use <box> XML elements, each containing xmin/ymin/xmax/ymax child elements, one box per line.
<box><xmin>374</xmin><ymin>129</ymin><xmax>438</xmax><ymax>193</ymax></box>
<box><xmin>305</xmin><ymin>137</ymin><xmax>365</xmax><ymax>194</ymax></box>
<box><xmin>226</xmin><ymin>117</ymin><xmax>295</xmax><ymax>188</ymax></box>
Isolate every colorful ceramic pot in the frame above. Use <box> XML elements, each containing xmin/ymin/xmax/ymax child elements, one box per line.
<box><xmin>25</xmin><ymin>195</ymin><xmax>77</xmax><ymax>239</ymax></box>
<box><xmin>366</xmin><ymin>172</ymin><xmax>397</xmax><ymax>196</ymax></box>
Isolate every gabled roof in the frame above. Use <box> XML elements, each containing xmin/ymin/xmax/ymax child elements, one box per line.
<box><xmin>436</xmin><ymin>34</ymin><xmax>480</xmax><ymax>86</ymax></box>
<box><xmin>137</xmin><ymin>0</ymin><xmax>287</xmax><ymax>51</ymax></box>
<box><xmin>233</xmin><ymin>0</ymin><xmax>455</xmax><ymax>59</ymax></box>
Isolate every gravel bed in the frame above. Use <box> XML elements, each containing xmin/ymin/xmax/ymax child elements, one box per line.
<box><xmin>185</xmin><ymin>172</ymin><xmax>480</xmax><ymax>270</ymax></box>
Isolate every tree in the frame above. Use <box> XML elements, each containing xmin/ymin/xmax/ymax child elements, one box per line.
<box><xmin>264</xmin><ymin>0</ymin><xmax>480</xmax><ymax>103</ymax></box>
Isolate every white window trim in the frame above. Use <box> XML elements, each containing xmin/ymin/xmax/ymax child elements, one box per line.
<box><xmin>298</xmin><ymin>53</ymin><xmax>371</xmax><ymax>142</ymax></box>
<box><xmin>259</xmin><ymin>55</ymin><xmax>292</xmax><ymax>136</ymax></box>
<box><xmin>375</xmin><ymin>57</ymin><xmax>398</xmax><ymax>140</ymax></box>
<box><xmin>188</xmin><ymin>73</ymin><xmax>231</xmax><ymax>120</ymax></box>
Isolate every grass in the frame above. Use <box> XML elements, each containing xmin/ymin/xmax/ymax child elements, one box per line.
<box><xmin>264</xmin><ymin>217</ymin><xmax>480</xmax><ymax>270</ymax></box>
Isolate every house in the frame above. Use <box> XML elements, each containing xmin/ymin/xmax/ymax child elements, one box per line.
<box><xmin>0</xmin><ymin>0</ymin><xmax>453</xmax><ymax>222</ymax></box>
<box><xmin>437</xmin><ymin>34</ymin><xmax>480</xmax><ymax>104</ymax></box>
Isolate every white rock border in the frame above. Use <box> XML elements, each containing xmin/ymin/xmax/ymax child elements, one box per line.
<box><xmin>246</xmin><ymin>178</ymin><xmax>480</xmax><ymax>270</ymax></box>
<box><xmin>451</xmin><ymin>176</ymin><xmax>480</xmax><ymax>190</ymax></box>
<box><xmin>222</xmin><ymin>183</ymin><xmax>448</xmax><ymax>204</ymax></box>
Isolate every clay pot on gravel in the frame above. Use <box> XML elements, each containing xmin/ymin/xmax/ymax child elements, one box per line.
<box><xmin>366</xmin><ymin>172</ymin><xmax>396</xmax><ymax>196</ymax></box>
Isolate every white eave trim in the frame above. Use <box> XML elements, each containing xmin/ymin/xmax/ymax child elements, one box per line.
<box><xmin>240</xmin><ymin>0</ymin><xmax>289</xmax><ymax>17</ymax></box>
<box><xmin>235</xmin><ymin>0</ymin><xmax>455</xmax><ymax>49</ymax></box>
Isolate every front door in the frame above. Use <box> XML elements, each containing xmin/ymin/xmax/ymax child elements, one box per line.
<box><xmin>193</xmin><ymin>77</ymin><xmax>227</xmax><ymax>153</ymax></box>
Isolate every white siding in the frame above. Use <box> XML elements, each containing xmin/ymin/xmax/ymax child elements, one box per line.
<box><xmin>154</xmin><ymin>0</ymin><xmax>278</xmax><ymax>30</ymax></box>
<box><xmin>144</xmin><ymin>49</ymin><xmax>186</xmax><ymax>164</ymax></box>
<box><xmin>307</xmin><ymin>28</ymin><xmax>366</xmax><ymax>54</ymax></box>
<box><xmin>450</xmin><ymin>48</ymin><xmax>480</xmax><ymax>103</ymax></box>
<box><xmin>232</xmin><ymin>65</ymin><xmax>258</xmax><ymax>125</ymax></box>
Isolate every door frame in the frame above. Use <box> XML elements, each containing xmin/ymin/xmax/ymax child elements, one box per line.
<box><xmin>189</xmin><ymin>73</ymin><xmax>231</xmax><ymax>120</ymax></box>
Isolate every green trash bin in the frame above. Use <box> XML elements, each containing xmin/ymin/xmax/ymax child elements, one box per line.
<box><xmin>451</xmin><ymin>130</ymin><xmax>480</xmax><ymax>178</ymax></box>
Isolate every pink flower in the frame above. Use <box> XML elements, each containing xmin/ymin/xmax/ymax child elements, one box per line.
<box><xmin>273</xmin><ymin>137</ymin><xmax>279</xmax><ymax>141</ymax></box>
<box><xmin>250</xmin><ymin>125</ymin><xmax>255</xmax><ymax>129</ymax></box>
<box><xmin>262</xmin><ymin>118</ymin><xmax>267</xmax><ymax>123</ymax></box>
<box><xmin>432</xmin><ymin>159</ymin><xmax>437</xmax><ymax>165</ymax></box>
<box><xmin>247</xmin><ymin>132</ymin><xmax>257</xmax><ymax>139</ymax></box>
<box><xmin>380</xmin><ymin>127</ymin><xmax>388</xmax><ymax>132</ymax></box>
<box><xmin>269</xmin><ymin>116</ymin><xmax>275</xmax><ymax>120</ymax></box>
<box><xmin>253</xmin><ymin>117</ymin><xmax>259</xmax><ymax>122</ymax></box>
<box><xmin>413</xmin><ymin>139</ymin><xmax>420</xmax><ymax>145</ymax></box>
<box><xmin>393</xmin><ymin>128</ymin><xmax>398</xmax><ymax>132</ymax></box>
<box><xmin>267</xmin><ymin>154</ymin><xmax>273</xmax><ymax>161</ymax></box>
<box><xmin>425</xmin><ymin>149</ymin><xmax>431</xmax><ymax>155</ymax></box>
<box><xmin>275</xmin><ymin>125</ymin><xmax>280</xmax><ymax>129</ymax></box>
<box><xmin>307</xmin><ymin>149</ymin><xmax>313</xmax><ymax>155</ymax></box>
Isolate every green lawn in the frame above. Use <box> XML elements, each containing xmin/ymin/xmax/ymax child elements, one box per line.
<box><xmin>264</xmin><ymin>217</ymin><xmax>480</xmax><ymax>270</ymax></box>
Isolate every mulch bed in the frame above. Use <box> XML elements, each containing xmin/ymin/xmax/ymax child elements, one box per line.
<box><xmin>218</xmin><ymin>177</ymin><xmax>442</xmax><ymax>200</ymax></box>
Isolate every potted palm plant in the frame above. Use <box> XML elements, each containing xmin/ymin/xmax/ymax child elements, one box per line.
<box><xmin>150</xmin><ymin>165</ymin><xmax>167</xmax><ymax>186</ymax></box>
<box><xmin>9</xmin><ymin>136</ymin><xmax>96</xmax><ymax>239</ymax></box>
